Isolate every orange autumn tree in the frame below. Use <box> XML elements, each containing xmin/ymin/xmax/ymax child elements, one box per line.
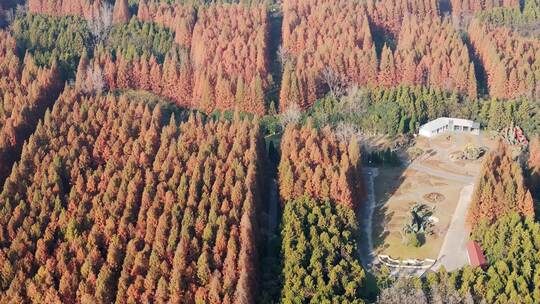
<box><xmin>468</xmin><ymin>141</ymin><xmax>534</xmax><ymax>227</ymax></box>
<box><xmin>280</xmin><ymin>0</ymin><xmax>377</xmax><ymax>111</ymax></box>
<box><xmin>278</xmin><ymin>122</ymin><xmax>365</xmax><ymax>209</ymax></box>
<box><xmin>365</xmin><ymin>0</ymin><xmax>439</xmax><ymax>36</ymax></box>
<box><xmin>191</xmin><ymin>3</ymin><xmax>270</xmax><ymax>115</ymax></box>
<box><xmin>389</xmin><ymin>16</ymin><xmax>477</xmax><ymax>96</ymax></box>
<box><xmin>137</xmin><ymin>0</ymin><xmax>196</xmax><ymax>48</ymax></box>
<box><xmin>0</xmin><ymin>88</ymin><xmax>265</xmax><ymax>303</ymax></box>
<box><xmin>0</xmin><ymin>30</ymin><xmax>63</xmax><ymax>183</ymax></box>
<box><xmin>468</xmin><ymin>19</ymin><xmax>540</xmax><ymax>99</ymax></box>
<box><xmin>87</xmin><ymin>48</ymin><xmax>193</xmax><ymax>108</ymax></box>
<box><xmin>29</xmin><ymin>0</ymin><xmax>111</xmax><ymax>20</ymax></box>
<box><xmin>112</xmin><ymin>0</ymin><xmax>130</xmax><ymax>24</ymax></box>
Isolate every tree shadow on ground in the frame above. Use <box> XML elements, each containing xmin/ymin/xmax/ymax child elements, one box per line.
<box><xmin>368</xmin><ymin>163</ymin><xmax>408</xmax><ymax>257</ymax></box>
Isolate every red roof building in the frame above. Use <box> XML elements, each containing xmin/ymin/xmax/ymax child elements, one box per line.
<box><xmin>467</xmin><ymin>241</ymin><xmax>487</xmax><ymax>268</ymax></box>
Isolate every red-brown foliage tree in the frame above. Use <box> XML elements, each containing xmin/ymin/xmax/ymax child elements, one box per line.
<box><xmin>388</xmin><ymin>16</ymin><xmax>477</xmax><ymax>96</ymax></box>
<box><xmin>28</xmin><ymin>0</ymin><xmax>108</xmax><ymax>20</ymax></box>
<box><xmin>137</xmin><ymin>0</ymin><xmax>196</xmax><ymax>48</ymax></box>
<box><xmin>85</xmin><ymin>48</ymin><xmax>193</xmax><ymax>108</ymax></box>
<box><xmin>280</xmin><ymin>0</ymin><xmax>377</xmax><ymax>111</ymax></box>
<box><xmin>278</xmin><ymin>121</ymin><xmax>365</xmax><ymax>209</ymax></box>
<box><xmin>112</xmin><ymin>0</ymin><xmax>130</xmax><ymax>24</ymax></box>
<box><xmin>365</xmin><ymin>0</ymin><xmax>439</xmax><ymax>36</ymax></box>
<box><xmin>191</xmin><ymin>4</ymin><xmax>270</xmax><ymax>115</ymax></box>
<box><xmin>0</xmin><ymin>88</ymin><xmax>264</xmax><ymax>303</ymax></box>
<box><xmin>468</xmin><ymin>141</ymin><xmax>535</xmax><ymax>227</ymax></box>
<box><xmin>0</xmin><ymin>31</ymin><xmax>63</xmax><ymax>184</ymax></box>
<box><xmin>468</xmin><ymin>19</ymin><xmax>540</xmax><ymax>99</ymax></box>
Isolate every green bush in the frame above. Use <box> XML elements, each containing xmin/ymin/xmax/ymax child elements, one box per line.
<box><xmin>405</xmin><ymin>233</ymin><xmax>422</xmax><ymax>247</ymax></box>
<box><xmin>104</xmin><ymin>17</ymin><xmax>176</xmax><ymax>63</ymax></box>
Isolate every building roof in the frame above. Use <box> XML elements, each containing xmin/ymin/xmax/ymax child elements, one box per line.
<box><xmin>467</xmin><ymin>241</ymin><xmax>487</xmax><ymax>267</ymax></box>
<box><xmin>419</xmin><ymin>117</ymin><xmax>480</xmax><ymax>132</ymax></box>
<box><xmin>419</xmin><ymin>117</ymin><xmax>450</xmax><ymax>131</ymax></box>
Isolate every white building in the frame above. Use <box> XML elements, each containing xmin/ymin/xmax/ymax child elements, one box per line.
<box><xmin>419</xmin><ymin>117</ymin><xmax>480</xmax><ymax>138</ymax></box>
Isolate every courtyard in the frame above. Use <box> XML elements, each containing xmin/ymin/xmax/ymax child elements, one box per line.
<box><xmin>369</xmin><ymin>132</ymin><xmax>496</xmax><ymax>266</ymax></box>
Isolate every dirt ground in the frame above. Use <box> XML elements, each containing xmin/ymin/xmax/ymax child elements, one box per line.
<box><xmin>371</xmin><ymin>132</ymin><xmax>496</xmax><ymax>260</ymax></box>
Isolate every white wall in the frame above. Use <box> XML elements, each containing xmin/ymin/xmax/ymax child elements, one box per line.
<box><xmin>419</xmin><ymin>128</ymin><xmax>432</xmax><ymax>138</ymax></box>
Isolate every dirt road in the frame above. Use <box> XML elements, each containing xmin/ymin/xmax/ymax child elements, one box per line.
<box><xmin>434</xmin><ymin>184</ymin><xmax>474</xmax><ymax>271</ymax></box>
<box><xmin>409</xmin><ymin>162</ymin><xmax>475</xmax><ymax>184</ymax></box>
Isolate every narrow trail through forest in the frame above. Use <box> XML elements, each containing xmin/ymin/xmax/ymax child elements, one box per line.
<box><xmin>266</xmin><ymin>10</ymin><xmax>283</xmax><ymax>109</ymax></box>
<box><xmin>268</xmin><ymin>178</ymin><xmax>279</xmax><ymax>234</ymax></box>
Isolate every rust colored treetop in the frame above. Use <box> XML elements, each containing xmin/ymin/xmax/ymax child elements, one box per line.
<box><xmin>28</xmin><ymin>0</ymin><xmax>109</xmax><ymax>20</ymax></box>
<box><xmin>137</xmin><ymin>0</ymin><xmax>196</xmax><ymax>48</ymax></box>
<box><xmin>278</xmin><ymin>122</ymin><xmax>365</xmax><ymax>209</ymax></box>
<box><xmin>112</xmin><ymin>0</ymin><xmax>130</xmax><ymax>24</ymax></box>
<box><xmin>387</xmin><ymin>15</ymin><xmax>477</xmax><ymax>96</ymax></box>
<box><xmin>0</xmin><ymin>88</ymin><xmax>265</xmax><ymax>303</ymax></box>
<box><xmin>469</xmin><ymin>19</ymin><xmax>540</xmax><ymax>99</ymax></box>
<box><xmin>365</xmin><ymin>0</ymin><xmax>440</xmax><ymax>35</ymax></box>
<box><xmin>191</xmin><ymin>4</ymin><xmax>270</xmax><ymax>115</ymax></box>
<box><xmin>0</xmin><ymin>30</ymin><xmax>63</xmax><ymax>184</ymax></box>
<box><xmin>191</xmin><ymin>4</ymin><xmax>268</xmax><ymax>86</ymax></box>
<box><xmin>86</xmin><ymin>49</ymin><xmax>193</xmax><ymax>109</ymax></box>
<box><xmin>468</xmin><ymin>141</ymin><xmax>534</xmax><ymax>227</ymax></box>
<box><xmin>280</xmin><ymin>0</ymin><xmax>377</xmax><ymax>110</ymax></box>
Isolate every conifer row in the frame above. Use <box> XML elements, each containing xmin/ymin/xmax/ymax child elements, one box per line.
<box><xmin>278</xmin><ymin>122</ymin><xmax>365</xmax><ymax>209</ymax></box>
<box><xmin>0</xmin><ymin>30</ymin><xmax>63</xmax><ymax>184</ymax></box>
<box><xmin>0</xmin><ymin>88</ymin><xmax>264</xmax><ymax>303</ymax></box>
<box><xmin>468</xmin><ymin>141</ymin><xmax>534</xmax><ymax>226</ymax></box>
<box><xmin>469</xmin><ymin>19</ymin><xmax>540</xmax><ymax>99</ymax></box>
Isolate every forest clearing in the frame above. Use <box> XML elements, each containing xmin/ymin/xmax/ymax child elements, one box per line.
<box><xmin>372</xmin><ymin>133</ymin><xmax>496</xmax><ymax>260</ymax></box>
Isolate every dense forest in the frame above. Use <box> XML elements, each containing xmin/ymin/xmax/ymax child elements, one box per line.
<box><xmin>0</xmin><ymin>30</ymin><xmax>63</xmax><ymax>184</ymax></box>
<box><xmin>280</xmin><ymin>0</ymin><xmax>377</xmax><ymax>110</ymax></box>
<box><xmin>467</xmin><ymin>142</ymin><xmax>534</xmax><ymax>226</ymax></box>
<box><xmin>365</xmin><ymin>0</ymin><xmax>439</xmax><ymax>36</ymax></box>
<box><xmin>469</xmin><ymin>19</ymin><xmax>540</xmax><ymax>99</ymax></box>
<box><xmin>450</xmin><ymin>0</ymin><xmax>520</xmax><ymax>18</ymax></box>
<box><xmin>278</xmin><ymin>123</ymin><xmax>364</xmax><ymax>209</ymax></box>
<box><xmin>190</xmin><ymin>4</ymin><xmax>269</xmax><ymax>115</ymax></box>
<box><xmin>137</xmin><ymin>0</ymin><xmax>195</xmax><ymax>48</ymax></box>
<box><xmin>0</xmin><ymin>0</ymin><xmax>539</xmax><ymax>303</ymax></box>
<box><xmin>389</xmin><ymin>16</ymin><xmax>477</xmax><ymax>96</ymax></box>
<box><xmin>0</xmin><ymin>88</ymin><xmax>264</xmax><ymax>302</ymax></box>
<box><xmin>476</xmin><ymin>0</ymin><xmax>540</xmax><ymax>31</ymax></box>
<box><xmin>280</xmin><ymin>196</ymin><xmax>367</xmax><ymax>303</ymax></box>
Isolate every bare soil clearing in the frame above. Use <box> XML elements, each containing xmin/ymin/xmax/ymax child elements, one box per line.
<box><xmin>371</xmin><ymin>132</ymin><xmax>496</xmax><ymax>260</ymax></box>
